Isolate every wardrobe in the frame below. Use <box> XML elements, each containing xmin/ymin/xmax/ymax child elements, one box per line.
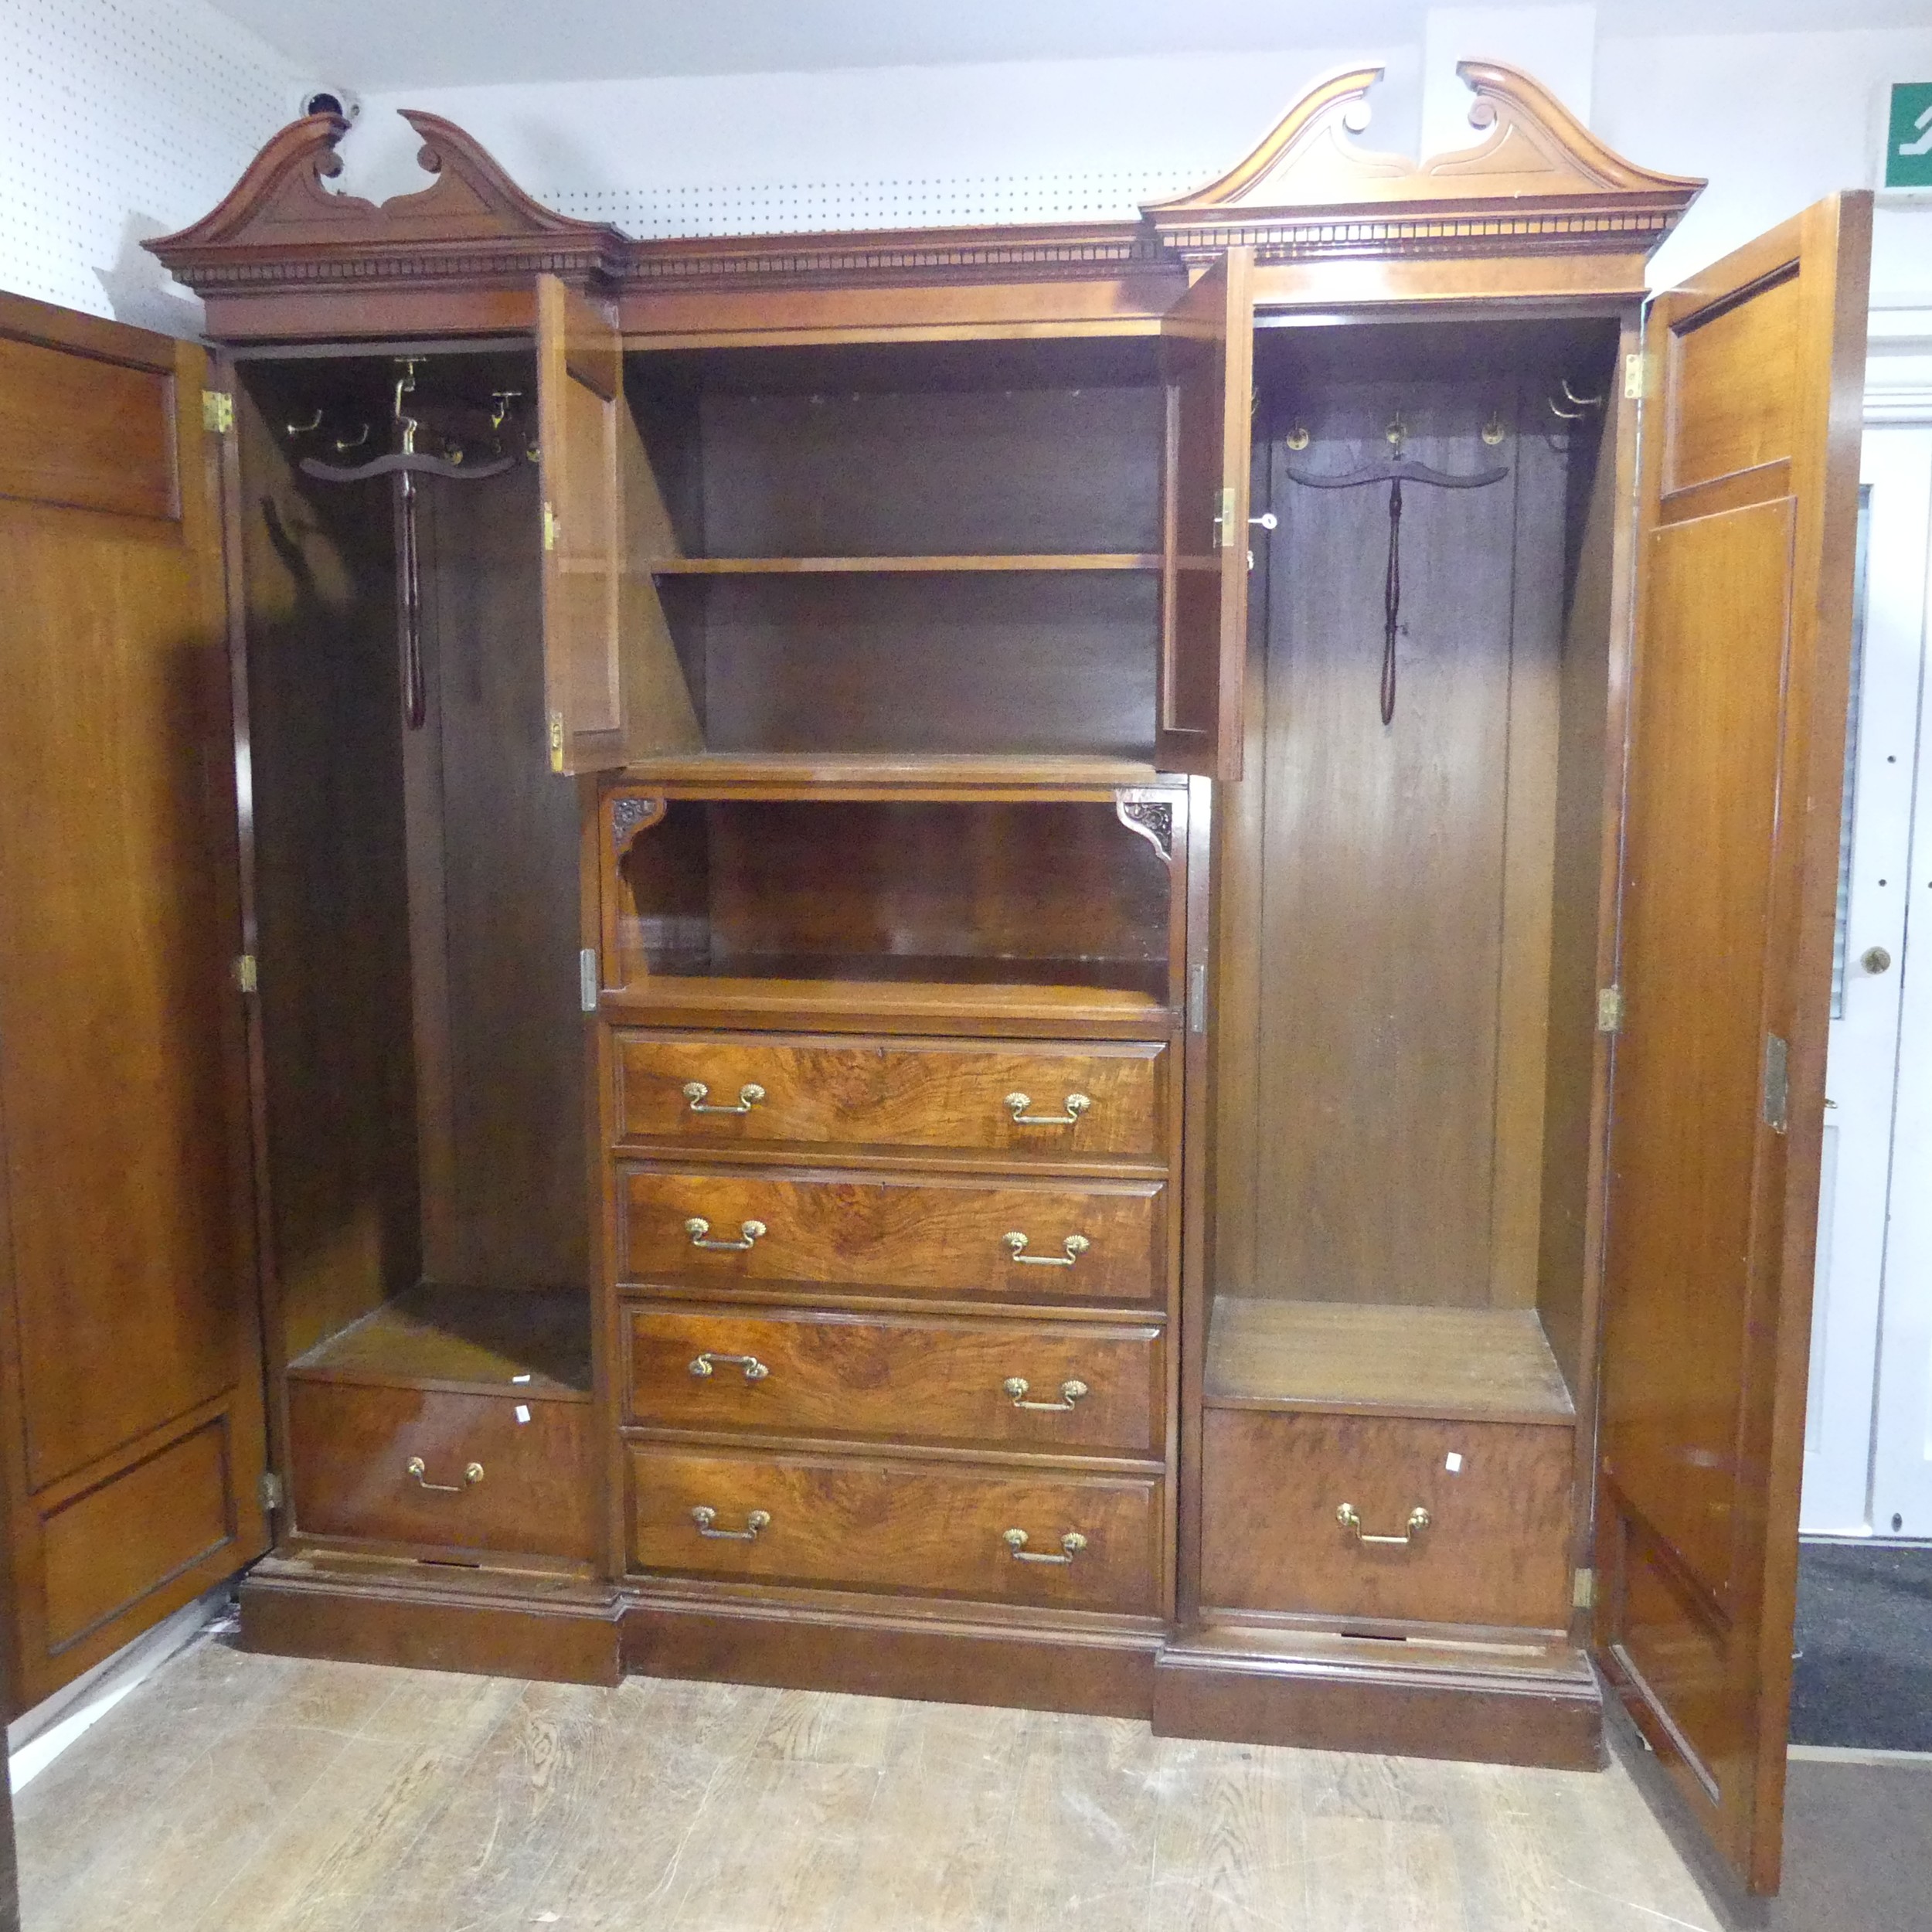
<box><xmin>0</xmin><ymin>61</ymin><xmax>1869</xmax><ymax>1899</ymax></box>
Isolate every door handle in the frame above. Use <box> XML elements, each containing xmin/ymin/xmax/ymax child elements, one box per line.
<box><xmin>685</xmin><ymin>1216</ymin><xmax>766</xmax><ymax>1251</ymax></box>
<box><xmin>1862</xmin><ymin>946</ymin><xmax>1893</xmax><ymax>975</ymax></box>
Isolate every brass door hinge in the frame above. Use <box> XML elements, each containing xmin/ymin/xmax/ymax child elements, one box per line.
<box><xmin>202</xmin><ymin>389</ymin><xmax>234</xmax><ymax>434</ymax></box>
<box><xmin>1597</xmin><ymin>985</ymin><xmax>1623</xmax><ymax>1034</ymax></box>
<box><xmin>543</xmin><ymin>502</ymin><xmax>557</xmax><ymax>552</ymax></box>
<box><xmin>1573</xmin><ymin>1566</ymin><xmax>1596</xmax><ymax>1611</ymax></box>
<box><xmin>233</xmin><ymin>953</ymin><xmax>258</xmax><ymax>994</ymax></box>
<box><xmin>1213</xmin><ymin>485</ymin><xmax>1235</xmax><ymax>549</ymax></box>
<box><xmin>548</xmin><ymin>710</ymin><xmax>566</xmax><ymax>774</ymax></box>
<box><xmin>579</xmin><ymin>947</ymin><xmax>598</xmax><ymax>1014</ymax></box>
<box><xmin>258</xmin><ymin>1470</ymin><xmax>284</xmax><ymax>1513</ymax></box>
<box><xmin>1763</xmin><ymin>1033</ymin><xmax>1790</xmax><ymax>1135</ymax></box>
<box><xmin>1623</xmin><ymin>353</ymin><xmax>1648</xmax><ymax>401</ymax></box>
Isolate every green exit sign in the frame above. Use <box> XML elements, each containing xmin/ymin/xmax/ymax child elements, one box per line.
<box><xmin>1887</xmin><ymin>82</ymin><xmax>1932</xmax><ymax>189</ymax></box>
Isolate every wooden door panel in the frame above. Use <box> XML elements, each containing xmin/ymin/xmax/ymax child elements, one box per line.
<box><xmin>537</xmin><ymin>274</ymin><xmax>626</xmax><ymax>774</ymax></box>
<box><xmin>0</xmin><ymin>294</ymin><xmax>270</xmax><ymax>1707</ymax></box>
<box><xmin>1158</xmin><ymin>250</ymin><xmax>1252</xmax><ymax>779</ymax></box>
<box><xmin>1595</xmin><ymin>193</ymin><xmax>1870</xmax><ymax>1896</ymax></box>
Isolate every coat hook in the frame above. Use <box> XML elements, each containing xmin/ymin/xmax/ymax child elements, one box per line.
<box><xmin>1481</xmin><ymin>410</ymin><xmax>1506</xmax><ymax>446</ymax></box>
<box><xmin>1385</xmin><ymin>413</ymin><xmax>1406</xmax><ymax>450</ymax></box>
<box><xmin>334</xmin><ymin>421</ymin><xmax>370</xmax><ymax>452</ymax></box>
<box><xmin>1286</xmin><ymin>422</ymin><xmax>1310</xmax><ymax>451</ymax></box>
<box><xmin>1561</xmin><ymin>376</ymin><xmax>1606</xmax><ymax>410</ymax></box>
<box><xmin>489</xmin><ymin>389</ymin><xmax>522</xmax><ymax>430</ymax></box>
<box><xmin>285</xmin><ymin>407</ymin><xmax>323</xmax><ymax>437</ymax></box>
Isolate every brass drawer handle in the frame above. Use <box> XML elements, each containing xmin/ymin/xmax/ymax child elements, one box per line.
<box><xmin>683</xmin><ymin>1080</ymin><xmax>766</xmax><ymax>1116</ymax></box>
<box><xmin>1004</xmin><ymin>1528</ymin><xmax>1087</xmax><ymax>1565</ymax></box>
<box><xmin>1005</xmin><ymin>1090</ymin><xmax>1091</xmax><ymax>1127</ymax></box>
<box><xmin>1003</xmin><ymin>1376</ymin><xmax>1090</xmax><ymax>1411</ymax></box>
<box><xmin>1336</xmin><ymin>1502</ymin><xmax>1430</xmax><ymax>1547</ymax></box>
<box><xmin>406</xmin><ymin>1456</ymin><xmax>483</xmax><ymax>1493</ymax></box>
<box><xmin>685</xmin><ymin>1216</ymin><xmax>767</xmax><ymax>1252</ymax></box>
<box><xmin>1002</xmin><ymin>1231</ymin><xmax>1090</xmax><ymax>1267</ymax></box>
<box><xmin>692</xmin><ymin>1505</ymin><xmax>770</xmax><ymax>1541</ymax></box>
<box><xmin>689</xmin><ymin>1351</ymin><xmax>769</xmax><ymax>1382</ymax></box>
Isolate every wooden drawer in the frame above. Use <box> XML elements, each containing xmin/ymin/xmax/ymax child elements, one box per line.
<box><xmin>624</xmin><ymin>1304</ymin><xmax>1162</xmax><ymax>1456</ymax></box>
<box><xmin>287</xmin><ymin>1379</ymin><xmax>597</xmax><ymax>1563</ymax></box>
<box><xmin>616</xmin><ymin>1162</ymin><xmax>1165</xmax><ymax>1307</ymax></box>
<box><xmin>1199</xmin><ymin>1410</ymin><xmax>1573</xmax><ymax>1629</ymax></box>
<box><xmin>613</xmin><ymin>1031</ymin><xmax>1166</xmax><ymax>1160</ymax></box>
<box><xmin>628</xmin><ymin>1444</ymin><xmax>1159</xmax><ymax>1614</ymax></box>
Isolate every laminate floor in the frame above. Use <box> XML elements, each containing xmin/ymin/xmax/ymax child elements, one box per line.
<box><xmin>15</xmin><ymin>1628</ymin><xmax>1733</xmax><ymax>1932</ymax></box>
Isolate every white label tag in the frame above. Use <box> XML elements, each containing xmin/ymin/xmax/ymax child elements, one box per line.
<box><xmin>1444</xmin><ymin>1452</ymin><xmax>1464</xmax><ymax>1474</ymax></box>
<box><xmin>515</xmin><ymin>1404</ymin><xmax>532</xmax><ymax>1425</ymax></box>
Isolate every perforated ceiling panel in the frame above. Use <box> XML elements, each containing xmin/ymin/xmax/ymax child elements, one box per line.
<box><xmin>0</xmin><ymin>0</ymin><xmax>310</xmax><ymax>331</ymax></box>
<box><xmin>544</xmin><ymin>168</ymin><xmax>1223</xmax><ymax>240</ymax></box>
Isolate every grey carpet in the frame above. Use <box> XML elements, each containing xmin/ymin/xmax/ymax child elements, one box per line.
<box><xmin>1791</xmin><ymin>1542</ymin><xmax>1932</xmax><ymax>1751</ymax></box>
<box><xmin>1767</xmin><ymin>1758</ymin><xmax>1932</xmax><ymax>1931</ymax></box>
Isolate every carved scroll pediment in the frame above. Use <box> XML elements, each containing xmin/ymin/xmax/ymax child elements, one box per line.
<box><xmin>1145</xmin><ymin>61</ymin><xmax>1702</xmax><ymax>260</ymax></box>
<box><xmin>147</xmin><ymin>109</ymin><xmax>625</xmax><ymax>289</ymax></box>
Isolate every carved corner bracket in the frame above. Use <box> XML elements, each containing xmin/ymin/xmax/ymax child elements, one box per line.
<box><xmin>610</xmin><ymin>794</ymin><xmax>668</xmax><ymax>860</ymax></box>
<box><xmin>1115</xmin><ymin>791</ymin><xmax>1175</xmax><ymax>864</ymax></box>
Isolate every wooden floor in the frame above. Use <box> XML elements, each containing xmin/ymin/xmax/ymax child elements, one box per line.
<box><xmin>15</xmin><ymin>1628</ymin><xmax>1733</xmax><ymax>1932</ymax></box>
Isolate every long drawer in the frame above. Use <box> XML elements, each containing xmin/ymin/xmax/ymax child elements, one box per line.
<box><xmin>616</xmin><ymin>1162</ymin><xmax>1165</xmax><ymax>1307</ymax></box>
<box><xmin>628</xmin><ymin>1443</ymin><xmax>1160</xmax><ymax>1614</ymax></box>
<box><xmin>287</xmin><ymin>1379</ymin><xmax>597</xmax><ymax>1563</ymax></box>
<box><xmin>1199</xmin><ymin>1410</ymin><xmax>1573</xmax><ymax>1629</ymax></box>
<box><xmin>624</xmin><ymin>1304</ymin><xmax>1162</xmax><ymax>1456</ymax></box>
<box><xmin>613</xmin><ymin>1032</ymin><xmax>1168</xmax><ymax>1160</ymax></box>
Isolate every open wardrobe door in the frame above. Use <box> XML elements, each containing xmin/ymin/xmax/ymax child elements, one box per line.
<box><xmin>536</xmin><ymin>273</ymin><xmax>630</xmax><ymax>776</ymax></box>
<box><xmin>1157</xmin><ymin>248</ymin><xmax>1253</xmax><ymax>779</ymax></box>
<box><xmin>1594</xmin><ymin>191</ymin><xmax>1872</xmax><ymax>1896</ymax></box>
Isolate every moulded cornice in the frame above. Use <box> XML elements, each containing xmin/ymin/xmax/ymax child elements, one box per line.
<box><xmin>1144</xmin><ymin>61</ymin><xmax>1703</xmax><ymax>264</ymax></box>
<box><xmin>146</xmin><ymin>110</ymin><xmax>628</xmax><ymax>292</ymax></box>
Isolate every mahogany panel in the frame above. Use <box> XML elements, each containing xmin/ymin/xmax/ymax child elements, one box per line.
<box><xmin>0</xmin><ymin>337</ymin><xmax>175</xmax><ymax>520</ymax></box>
<box><xmin>624</xmin><ymin>1593</ymin><xmax>1155</xmax><ymax>1716</ymax></box>
<box><xmin>628</xmin><ymin>1444</ymin><xmax>1159</xmax><ymax>1613</ymax></box>
<box><xmin>1199</xmin><ymin>1410</ymin><xmax>1573</xmax><ymax>1628</ymax></box>
<box><xmin>287</xmin><ymin>1379</ymin><xmax>597</xmax><ymax>1562</ymax></box>
<box><xmin>39</xmin><ymin>1419</ymin><xmax>232</xmax><ymax>1651</ymax></box>
<box><xmin>612</xmin><ymin>1031</ymin><xmax>1166</xmax><ymax>1159</ymax></box>
<box><xmin>1662</xmin><ymin>269</ymin><xmax>1798</xmax><ymax>501</ymax></box>
<box><xmin>624</xmin><ymin>1304</ymin><xmax>1162</xmax><ymax>1455</ymax></box>
<box><xmin>617</xmin><ymin>1162</ymin><xmax>1165</xmax><ymax>1307</ymax></box>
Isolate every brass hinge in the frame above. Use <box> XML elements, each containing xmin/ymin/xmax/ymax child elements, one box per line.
<box><xmin>233</xmin><ymin>953</ymin><xmax>258</xmax><ymax>994</ymax></box>
<box><xmin>1763</xmin><ymin>1033</ymin><xmax>1790</xmax><ymax>1135</ymax></box>
<box><xmin>1213</xmin><ymin>485</ymin><xmax>1235</xmax><ymax>549</ymax></box>
<box><xmin>258</xmin><ymin>1470</ymin><xmax>284</xmax><ymax>1513</ymax></box>
<box><xmin>202</xmin><ymin>389</ymin><xmax>234</xmax><ymax>435</ymax></box>
<box><xmin>1573</xmin><ymin>1566</ymin><xmax>1596</xmax><ymax>1611</ymax></box>
<box><xmin>1623</xmin><ymin>353</ymin><xmax>1647</xmax><ymax>401</ymax></box>
<box><xmin>580</xmin><ymin>947</ymin><xmax>598</xmax><ymax>1014</ymax></box>
<box><xmin>1188</xmin><ymin>962</ymin><xmax>1208</xmax><ymax>1035</ymax></box>
<box><xmin>1597</xmin><ymin>985</ymin><xmax>1623</xmax><ymax>1034</ymax></box>
<box><xmin>548</xmin><ymin>710</ymin><xmax>566</xmax><ymax>774</ymax></box>
<box><xmin>543</xmin><ymin>502</ymin><xmax>557</xmax><ymax>552</ymax></box>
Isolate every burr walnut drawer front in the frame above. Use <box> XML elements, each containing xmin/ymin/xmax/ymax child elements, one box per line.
<box><xmin>628</xmin><ymin>1444</ymin><xmax>1160</xmax><ymax>1614</ymax></box>
<box><xmin>614</xmin><ymin>1031</ymin><xmax>1168</xmax><ymax>1160</ymax></box>
<box><xmin>624</xmin><ymin>1305</ymin><xmax>1163</xmax><ymax>1455</ymax></box>
<box><xmin>287</xmin><ymin>1380</ymin><xmax>597</xmax><ymax>1563</ymax></box>
<box><xmin>616</xmin><ymin>1163</ymin><xmax>1165</xmax><ymax>1307</ymax></box>
<box><xmin>1199</xmin><ymin>1410</ymin><xmax>1574</xmax><ymax>1631</ymax></box>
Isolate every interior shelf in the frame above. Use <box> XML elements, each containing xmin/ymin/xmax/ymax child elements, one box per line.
<box><xmin>648</xmin><ymin>553</ymin><xmax>1162</xmax><ymax>574</ymax></box>
<box><xmin>616</xmin><ymin>751</ymin><xmax>1163</xmax><ymax>789</ymax></box>
<box><xmin>1205</xmin><ymin>1298</ymin><xmax>1575</xmax><ymax>1425</ymax></box>
<box><xmin>289</xmin><ymin>1287</ymin><xmax>593</xmax><ymax>1400</ymax></box>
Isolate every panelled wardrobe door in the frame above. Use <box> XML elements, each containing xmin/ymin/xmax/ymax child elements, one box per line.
<box><xmin>1157</xmin><ymin>248</ymin><xmax>1253</xmax><ymax>780</ymax></box>
<box><xmin>1594</xmin><ymin>192</ymin><xmax>1872</xmax><ymax>1896</ymax></box>
<box><xmin>0</xmin><ymin>293</ymin><xmax>270</xmax><ymax>1711</ymax></box>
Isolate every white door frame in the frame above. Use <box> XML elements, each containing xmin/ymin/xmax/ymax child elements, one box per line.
<box><xmin>1801</xmin><ymin>307</ymin><xmax>1932</xmax><ymax>1537</ymax></box>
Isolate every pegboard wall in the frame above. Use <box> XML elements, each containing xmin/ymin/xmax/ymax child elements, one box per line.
<box><xmin>0</xmin><ymin>0</ymin><xmax>310</xmax><ymax>331</ymax></box>
<box><xmin>543</xmin><ymin>168</ymin><xmax>1224</xmax><ymax>241</ymax></box>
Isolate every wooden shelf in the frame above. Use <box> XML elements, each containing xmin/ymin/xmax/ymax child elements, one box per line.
<box><xmin>646</xmin><ymin>553</ymin><xmax>1162</xmax><ymax>574</ymax></box>
<box><xmin>1205</xmin><ymin>1299</ymin><xmax>1574</xmax><ymax>1426</ymax></box>
<box><xmin>290</xmin><ymin>1287</ymin><xmax>593</xmax><ymax>1399</ymax></box>
<box><xmin>617</xmin><ymin>751</ymin><xmax>1163</xmax><ymax>791</ymax></box>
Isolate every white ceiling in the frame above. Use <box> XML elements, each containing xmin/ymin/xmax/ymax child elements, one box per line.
<box><xmin>199</xmin><ymin>0</ymin><xmax>1932</xmax><ymax>90</ymax></box>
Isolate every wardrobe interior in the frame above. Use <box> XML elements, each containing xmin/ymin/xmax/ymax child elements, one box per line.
<box><xmin>1208</xmin><ymin>313</ymin><xmax>1626</xmax><ymax>1451</ymax></box>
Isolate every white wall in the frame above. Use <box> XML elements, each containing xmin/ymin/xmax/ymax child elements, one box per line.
<box><xmin>0</xmin><ymin>0</ymin><xmax>314</xmax><ymax>332</ymax></box>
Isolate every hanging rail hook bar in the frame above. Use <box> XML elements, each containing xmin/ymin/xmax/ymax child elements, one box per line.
<box><xmin>1561</xmin><ymin>376</ymin><xmax>1607</xmax><ymax>410</ymax></box>
<box><xmin>285</xmin><ymin>408</ymin><xmax>323</xmax><ymax>437</ymax></box>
